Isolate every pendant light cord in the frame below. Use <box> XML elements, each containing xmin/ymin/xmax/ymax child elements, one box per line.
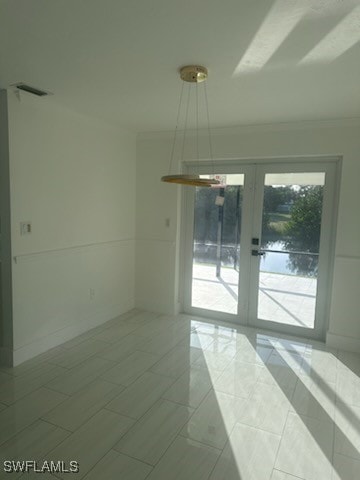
<box><xmin>181</xmin><ymin>83</ymin><xmax>191</xmax><ymax>163</ymax></box>
<box><xmin>196</xmin><ymin>82</ymin><xmax>199</xmax><ymax>173</ymax></box>
<box><xmin>204</xmin><ymin>81</ymin><xmax>214</xmax><ymax>176</ymax></box>
<box><xmin>168</xmin><ymin>80</ymin><xmax>185</xmax><ymax>175</ymax></box>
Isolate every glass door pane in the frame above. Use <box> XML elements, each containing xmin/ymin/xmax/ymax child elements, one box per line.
<box><xmin>257</xmin><ymin>172</ymin><xmax>325</xmax><ymax>329</ymax></box>
<box><xmin>191</xmin><ymin>174</ymin><xmax>244</xmax><ymax>315</ymax></box>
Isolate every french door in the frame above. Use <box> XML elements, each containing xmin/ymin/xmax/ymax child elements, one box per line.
<box><xmin>183</xmin><ymin>160</ymin><xmax>338</xmax><ymax>340</ymax></box>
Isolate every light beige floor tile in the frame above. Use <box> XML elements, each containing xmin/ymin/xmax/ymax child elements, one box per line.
<box><xmin>258</xmin><ymin>367</ymin><xmax>299</xmax><ymax>391</ymax></box>
<box><xmin>123</xmin><ymin>309</ymin><xmax>157</xmax><ymax>324</ymax></box>
<box><xmin>336</xmin><ymin>369</ymin><xmax>360</xmax><ymax>407</ymax></box>
<box><xmin>83</xmin><ymin>450</ymin><xmax>152</xmax><ymax>480</ymax></box>
<box><xmin>162</xmin><ymin>366</ymin><xmax>214</xmax><ymax>409</ymax></box>
<box><xmin>96</xmin><ymin>334</ymin><xmax>147</xmax><ymax>362</ymax></box>
<box><xmin>150</xmin><ymin>345</ymin><xmax>202</xmax><ymax>379</ymax></box>
<box><xmin>92</xmin><ymin>322</ymin><xmax>139</xmax><ymax>344</ymax></box>
<box><xmin>332</xmin><ymin>453</ymin><xmax>360</xmax><ymax>480</ymax></box>
<box><xmin>235</xmin><ymin>338</ymin><xmax>273</xmax><ymax>365</ymax></box>
<box><xmin>114</xmin><ymin>399</ymin><xmax>193</xmax><ymax>465</ymax></box>
<box><xmin>105</xmin><ymin>309</ymin><xmax>144</xmax><ymax>326</ymax></box>
<box><xmin>18</xmin><ymin>472</ymin><xmax>57</xmax><ymax>479</ymax></box>
<box><xmin>334</xmin><ymin>403</ymin><xmax>360</xmax><ymax>460</ymax></box>
<box><xmin>101</xmin><ymin>350</ymin><xmax>160</xmax><ymax>386</ymax></box>
<box><xmin>270</xmin><ymin>470</ymin><xmax>303</xmax><ymax>479</ymax></box>
<box><xmin>33</xmin><ymin>346</ymin><xmax>68</xmax><ymax>363</ymax></box>
<box><xmin>178</xmin><ymin>331</ymin><xmax>215</xmax><ymax>350</ymax></box>
<box><xmin>2</xmin><ymin>312</ymin><xmax>354</xmax><ymax>480</ymax></box>
<box><xmin>94</xmin><ymin>312</ymin><xmax>132</xmax><ymax>330</ymax></box>
<box><xmin>0</xmin><ymin>371</ymin><xmax>13</xmax><ymax>387</ymax></box>
<box><xmin>258</xmin><ymin>350</ymin><xmax>302</xmax><ymax>390</ymax></box>
<box><xmin>198</xmin><ymin>322</ymin><xmax>236</xmax><ymax>337</ymax></box>
<box><xmin>181</xmin><ymin>389</ymin><xmax>246</xmax><ymax>449</ymax></box>
<box><xmin>0</xmin><ymin>388</ymin><xmax>68</xmax><ymax>445</ymax></box>
<box><xmin>146</xmin><ymin>436</ymin><xmax>221</xmax><ymax>480</ymax></box>
<box><xmin>338</xmin><ymin>351</ymin><xmax>360</xmax><ymax>376</ymax></box>
<box><xmin>275</xmin><ymin>338</ymin><xmax>308</xmax><ymax>355</ymax></box>
<box><xmin>126</xmin><ymin>311</ymin><xmax>160</xmax><ymax>328</ymax></box>
<box><xmin>275</xmin><ymin>412</ymin><xmax>333</xmax><ymax>480</ymax></box>
<box><xmin>214</xmin><ymin>361</ymin><xmax>262</xmax><ymax>399</ymax></box>
<box><xmin>60</xmin><ymin>326</ymin><xmax>106</xmax><ymax>349</ymax></box>
<box><xmin>209</xmin><ymin>423</ymin><xmax>281</xmax><ymax>480</ymax></box>
<box><xmin>300</xmin><ymin>347</ymin><xmax>338</xmax><ymax>384</ymax></box>
<box><xmin>106</xmin><ymin>371</ymin><xmax>174</xmax><ymax>419</ymax></box>
<box><xmin>193</xmin><ymin>350</ymin><xmax>234</xmax><ymax>375</ymax></box>
<box><xmin>0</xmin><ymin>420</ymin><xmax>69</xmax><ymax>479</ymax></box>
<box><xmin>267</xmin><ymin>349</ymin><xmax>304</xmax><ymax>371</ymax></box>
<box><xmin>138</xmin><ymin>331</ymin><xmax>185</xmax><ymax>356</ymax></box>
<box><xmin>290</xmin><ymin>376</ymin><xmax>336</xmax><ymax>421</ymax></box>
<box><xmin>131</xmin><ymin>317</ymin><xmax>177</xmax><ymax>338</ymax></box>
<box><xmin>204</xmin><ymin>335</ymin><xmax>238</xmax><ymax>358</ymax></box>
<box><xmin>0</xmin><ymin>357</ymin><xmax>47</xmax><ymax>377</ymax></box>
<box><xmin>46</xmin><ymin>409</ymin><xmax>134</xmax><ymax>479</ymax></box>
<box><xmin>46</xmin><ymin>339</ymin><xmax>109</xmax><ymax>368</ymax></box>
<box><xmin>42</xmin><ymin>379</ymin><xmax>124</xmax><ymax>431</ymax></box>
<box><xmin>0</xmin><ymin>363</ymin><xmax>66</xmax><ymax>405</ymax></box>
<box><xmin>46</xmin><ymin>356</ymin><xmax>116</xmax><ymax>395</ymax></box>
<box><xmin>238</xmin><ymin>382</ymin><xmax>293</xmax><ymax>435</ymax></box>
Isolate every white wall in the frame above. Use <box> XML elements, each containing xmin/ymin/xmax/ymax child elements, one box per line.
<box><xmin>7</xmin><ymin>90</ymin><xmax>136</xmax><ymax>365</ymax></box>
<box><xmin>136</xmin><ymin>120</ymin><xmax>360</xmax><ymax>352</ymax></box>
<box><xmin>0</xmin><ymin>91</ymin><xmax>13</xmax><ymax>366</ymax></box>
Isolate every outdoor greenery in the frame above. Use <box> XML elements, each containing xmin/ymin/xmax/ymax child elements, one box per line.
<box><xmin>262</xmin><ymin>186</ymin><xmax>323</xmax><ymax>246</ymax></box>
<box><xmin>284</xmin><ymin>186</ymin><xmax>324</xmax><ymax>252</ymax></box>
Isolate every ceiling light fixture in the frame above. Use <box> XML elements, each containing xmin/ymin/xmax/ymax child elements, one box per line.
<box><xmin>161</xmin><ymin>65</ymin><xmax>220</xmax><ymax>187</ymax></box>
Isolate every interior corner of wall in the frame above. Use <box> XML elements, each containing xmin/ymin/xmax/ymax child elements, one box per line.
<box><xmin>0</xmin><ymin>346</ymin><xmax>14</xmax><ymax>367</ymax></box>
<box><xmin>326</xmin><ymin>330</ymin><xmax>360</xmax><ymax>354</ymax></box>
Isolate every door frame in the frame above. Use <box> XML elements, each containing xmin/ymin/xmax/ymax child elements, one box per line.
<box><xmin>247</xmin><ymin>161</ymin><xmax>338</xmax><ymax>340</ymax></box>
<box><xmin>181</xmin><ymin>156</ymin><xmax>341</xmax><ymax>341</ymax></box>
<box><xmin>182</xmin><ymin>163</ymin><xmax>254</xmax><ymax>326</ymax></box>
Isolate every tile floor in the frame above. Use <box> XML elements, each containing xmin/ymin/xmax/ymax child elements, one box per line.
<box><xmin>192</xmin><ymin>264</ymin><xmax>316</xmax><ymax>328</ymax></box>
<box><xmin>0</xmin><ymin>309</ymin><xmax>359</xmax><ymax>479</ymax></box>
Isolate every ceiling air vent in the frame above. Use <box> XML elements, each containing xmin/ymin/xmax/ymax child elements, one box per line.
<box><xmin>13</xmin><ymin>83</ymin><xmax>50</xmax><ymax>97</ymax></box>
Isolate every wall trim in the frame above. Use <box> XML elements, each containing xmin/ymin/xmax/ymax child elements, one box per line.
<box><xmin>136</xmin><ymin>238</ymin><xmax>176</xmax><ymax>245</ymax></box>
<box><xmin>137</xmin><ymin>117</ymin><xmax>360</xmax><ymax>140</ymax></box>
<box><xmin>335</xmin><ymin>255</ymin><xmax>360</xmax><ymax>261</ymax></box>
<box><xmin>12</xmin><ymin>301</ymin><xmax>134</xmax><ymax>366</ymax></box>
<box><xmin>13</xmin><ymin>238</ymin><xmax>134</xmax><ymax>264</ymax></box>
<box><xmin>326</xmin><ymin>331</ymin><xmax>360</xmax><ymax>354</ymax></box>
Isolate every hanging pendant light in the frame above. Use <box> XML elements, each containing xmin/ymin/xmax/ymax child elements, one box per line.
<box><xmin>161</xmin><ymin>65</ymin><xmax>220</xmax><ymax>187</ymax></box>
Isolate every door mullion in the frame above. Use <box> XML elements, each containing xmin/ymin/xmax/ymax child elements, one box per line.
<box><xmin>237</xmin><ymin>167</ymin><xmax>256</xmax><ymax>324</ymax></box>
<box><xmin>247</xmin><ymin>166</ymin><xmax>265</xmax><ymax>324</ymax></box>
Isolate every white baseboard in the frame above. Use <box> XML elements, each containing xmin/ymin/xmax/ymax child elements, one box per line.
<box><xmin>326</xmin><ymin>331</ymin><xmax>360</xmax><ymax>353</ymax></box>
<box><xmin>12</xmin><ymin>301</ymin><xmax>134</xmax><ymax>366</ymax></box>
<box><xmin>135</xmin><ymin>297</ymin><xmax>174</xmax><ymax>316</ymax></box>
<box><xmin>175</xmin><ymin>302</ymin><xmax>182</xmax><ymax>315</ymax></box>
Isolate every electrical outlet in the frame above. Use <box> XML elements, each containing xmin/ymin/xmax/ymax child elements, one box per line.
<box><xmin>20</xmin><ymin>222</ymin><xmax>32</xmax><ymax>235</ymax></box>
<box><xmin>89</xmin><ymin>288</ymin><xmax>95</xmax><ymax>300</ymax></box>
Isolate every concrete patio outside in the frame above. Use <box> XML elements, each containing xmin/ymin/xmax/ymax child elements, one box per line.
<box><xmin>191</xmin><ymin>264</ymin><xmax>317</xmax><ymax>329</ymax></box>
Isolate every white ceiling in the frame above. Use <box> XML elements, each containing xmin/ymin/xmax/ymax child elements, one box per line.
<box><xmin>1</xmin><ymin>0</ymin><xmax>360</xmax><ymax>132</ymax></box>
